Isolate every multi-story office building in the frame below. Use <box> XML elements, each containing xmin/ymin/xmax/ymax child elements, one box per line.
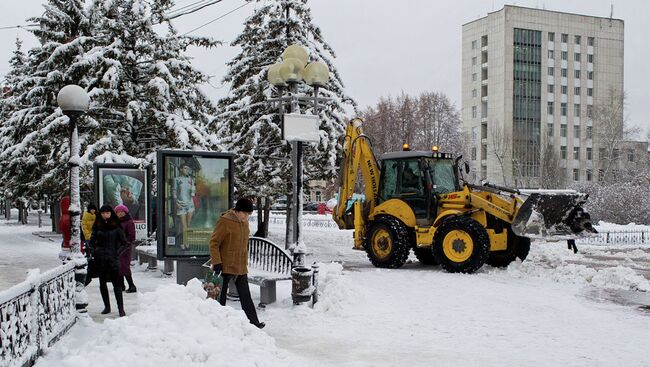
<box><xmin>462</xmin><ymin>5</ymin><xmax>625</xmax><ymax>187</ymax></box>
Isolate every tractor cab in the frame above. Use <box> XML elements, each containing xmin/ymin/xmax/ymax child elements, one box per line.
<box><xmin>378</xmin><ymin>150</ymin><xmax>459</xmax><ymax>226</ymax></box>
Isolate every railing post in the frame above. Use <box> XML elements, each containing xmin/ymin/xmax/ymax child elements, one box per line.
<box><xmin>311</xmin><ymin>263</ymin><xmax>319</xmax><ymax>306</ymax></box>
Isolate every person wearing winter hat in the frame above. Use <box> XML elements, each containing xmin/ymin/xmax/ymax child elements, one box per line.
<box><xmin>89</xmin><ymin>205</ymin><xmax>128</xmax><ymax>317</ymax></box>
<box><xmin>209</xmin><ymin>198</ymin><xmax>265</xmax><ymax>329</ymax></box>
<box><xmin>115</xmin><ymin>204</ymin><xmax>137</xmax><ymax>293</ymax></box>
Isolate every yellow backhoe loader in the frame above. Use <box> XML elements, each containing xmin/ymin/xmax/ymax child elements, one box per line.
<box><xmin>333</xmin><ymin>118</ymin><xmax>596</xmax><ymax>273</ymax></box>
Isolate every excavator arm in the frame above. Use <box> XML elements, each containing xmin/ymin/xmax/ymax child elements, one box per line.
<box><xmin>333</xmin><ymin>118</ymin><xmax>381</xmax><ymax>233</ymax></box>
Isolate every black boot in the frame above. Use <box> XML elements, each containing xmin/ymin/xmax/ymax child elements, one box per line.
<box><xmin>115</xmin><ymin>285</ymin><xmax>125</xmax><ymax>317</ymax></box>
<box><xmin>125</xmin><ymin>274</ymin><xmax>137</xmax><ymax>293</ymax></box>
<box><xmin>100</xmin><ymin>282</ymin><xmax>111</xmax><ymax>314</ymax></box>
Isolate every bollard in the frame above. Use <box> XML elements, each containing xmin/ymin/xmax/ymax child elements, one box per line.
<box><xmin>291</xmin><ymin>266</ymin><xmax>313</xmax><ymax>305</ymax></box>
<box><xmin>311</xmin><ymin>263</ymin><xmax>319</xmax><ymax>306</ymax></box>
<box><xmin>38</xmin><ymin>209</ymin><xmax>43</xmax><ymax>228</ymax></box>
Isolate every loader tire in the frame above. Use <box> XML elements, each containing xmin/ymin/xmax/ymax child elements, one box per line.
<box><xmin>364</xmin><ymin>216</ymin><xmax>410</xmax><ymax>269</ymax></box>
<box><xmin>414</xmin><ymin>247</ymin><xmax>438</xmax><ymax>265</ymax></box>
<box><xmin>432</xmin><ymin>216</ymin><xmax>490</xmax><ymax>273</ymax></box>
<box><xmin>486</xmin><ymin>227</ymin><xmax>531</xmax><ymax>268</ymax></box>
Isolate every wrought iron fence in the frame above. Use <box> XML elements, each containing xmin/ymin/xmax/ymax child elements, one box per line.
<box><xmin>249</xmin><ymin>215</ymin><xmax>339</xmax><ymax>229</ymax></box>
<box><xmin>575</xmin><ymin>230</ymin><xmax>650</xmax><ymax>246</ymax></box>
<box><xmin>0</xmin><ymin>262</ymin><xmax>77</xmax><ymax>367</ymax></box>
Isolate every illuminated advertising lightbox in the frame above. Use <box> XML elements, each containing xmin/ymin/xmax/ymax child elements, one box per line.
<box><xmin>156</xmin><ymin>150</ymin><xmax>234</xmax><ymax>260</ymax></box>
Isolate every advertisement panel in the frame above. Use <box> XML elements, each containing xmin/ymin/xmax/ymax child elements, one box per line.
<box><xmin>94</xmin><ymin>164</ymin><xmax>151</xmax><ymax>240</ymax></box>
<box><xmin>157</xmin><ymin>150</ymin><xmax>234</xmax><ymax>259</ymax></box>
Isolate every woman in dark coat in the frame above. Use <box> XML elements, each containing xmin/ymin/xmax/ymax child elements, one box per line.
<box><xmin>89</xmin><ymin>205</ymin><xmax>128</xmax><ymax>316</ymax></box>
<box><xmin>115</xmin><ymin>204</ymin><xmax>137</xmax><ymax>293</ymax></box>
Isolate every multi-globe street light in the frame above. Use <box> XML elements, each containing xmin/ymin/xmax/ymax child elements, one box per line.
<box><xmin>267</xmin><ymin>44</ymin><xmax>330</xmax><ymax>265</ymax></box>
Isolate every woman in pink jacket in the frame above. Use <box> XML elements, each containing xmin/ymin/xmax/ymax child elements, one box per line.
<box><xmin>115</xmin><ymin>204</ymin><xmax>137</xmax><ymax>293</ymax></box>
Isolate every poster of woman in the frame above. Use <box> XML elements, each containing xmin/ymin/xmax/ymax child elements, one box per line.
<box><xmin>157</xmin><ymin>151</ymin><xmax>233</xmax><ymax>259</ymax></box>
<box><xmin>94</xmin><ymin>164</ymin><xmax>151</xmax><ymax>240</ymax></box>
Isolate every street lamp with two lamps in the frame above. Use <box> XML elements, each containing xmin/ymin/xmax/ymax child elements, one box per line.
<box><xmin>57</xmin><ymin>84</ymin><xmax>90</xmax><ymax>312</ymax></box>
<box><xmin>267</xmin><ymin>44</ymin><xmax>329</xmax><ymax>266</ymax></box>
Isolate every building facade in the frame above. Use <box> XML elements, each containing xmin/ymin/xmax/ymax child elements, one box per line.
<box><xmin>462</xmin><ymin>6</ymin><xmax>625</xmax><ymax>187</ymax></box>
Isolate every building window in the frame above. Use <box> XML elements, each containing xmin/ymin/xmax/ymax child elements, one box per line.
<box><xmin>560</xmin><ymin>123</ymin><xmax>567</xmax><ymax>137</ymax></box>
<box><xmin>573</xmin><ymin>147</ymin><xmax>580</xmax><ymax>160</ymax></box>
<box><xmin>561</xmin><ymin>33</ymin><xmax>568</xmax><ymax>43</ymax></box>
<box><xmin>587</xmin><ymin>54</ymin><xmax>594</xmax><ymax>63</ymax></box>
<box><xmin>472</xmin><ymin>57</ymin><xmax>477</xmax><ymax>66</ymax></box>
<box><xmin>560</xmin><ymin>145</ymin><xmax>567</xmax><ymax>159</ymax></box>
<box><xmin>574</xmin><ymin>87</ymin><xmax>581</xmax><ymax>95</ymax></box>
<box><xmin>561</xmin><ymin>68</ymin><xmax>567</xmax><ymax>77</ymax></box>
<box><xmin>587</xmin><ymin>106</ymin><xmax>594</xmax><ymax>118</ymax></box>
<box><xmin>548</xmin><ymin>67</ymin><xmax>554</xmax><ymax>76</ymax></box>
<box><xmin>561</xmin><ymin>103</ymin><xmax>567</xmax><ymax>116</ymax></box>
<box><xmin>472</xmin><ymin>73</ymin><xmax>477</xmax><ymax>81</ymax></box>
<box><xmin>561</xmin><ymin>51</ymin><xmax>568</xmax><ymax>60</ymax></box>
<box><xmin>549</xmin><ymin>32</ymin><xmax>555</xmax><ymax>41</ymax></box>
<box><xmin>586</xmin><ymin>169</ymin><xmax>592</xmax><ymax>181</ymax></box>
<box><xmin>574</xmin><ymin>104</ymin><xmax>581</xmax><ymax>117</ymax></box>
<box><xmin>472</xmin><ymin>40</ymin><xmax>478</xmax><ymax>49</ymax></box>
<box><xmin>471</xmin><ymin>147</ymin><xmax>477</xmax><ymax>160</ymax></box>
<box><xmin>472</xmin><ymin>89</ymin><xmax>477</xmax><ymax>98</ymax></box>
<box><xmin>628</xmin><ymin>149</ymin><xmax>635</xmax><ymax>162</ymax></box>
<box><xmin>574</xmin><ymin>35</ymin><xmax>581</xmax><ymax>45</ymax></box>
<box><xmin>587</xmin><ymin>147</ymin><xmax>593</xmax><ymax>160</ymax></box>
<box><xmin>573</xmin><ymin>169</ymin><xmax>580</xmax><ymax>181</ymax></box>
<box><xmin>574</xmin><ymin>70</ymin><xmax>581</xmax><ymax>79</ymax></box>
<box><xmin>587</xmin><ymin>88</ymin><xmax>593</xmax><ymax>97</ymax></box>
<box><xmin>574</xmin><ymin>53</ymin><xmax>581</xmax><ymax>62</ymax></box>
<box><xmin>547</xmin><ymin>123</ymin><xmax>554</xmax><ymax>137</ymax></box>
<box><xmin>471</xmin><ymin>126</ymin><xmax>478</xmax><ymax>141</ymax></box>
<box><xmin>598</xmin><ymin>169</ymin><xmax>604</xmax><ymax>182</ymax></box>
<box><xmin>588</xmin><ymin>37</ymin><xmax>594</xmax><ymax>46</ymax></box>
<box><xmin>472</xmin><ymin>106</ymin><xmax>477</xmax><ymax>118</ymax></box>
<box><xmin>599</xmin><ymin>148</ymin><xmax>605</xmax><ymax>160</ymax></box>
<box><xmin>586</xmin><ymin>126</ymin><xmax>593</xmax><ymax>139</ymax></box>
<box><xmin>561</xmin><ymin>85</ymin><xmax>567</xmax><ymax>95</ymax></box>
<box><xmin>548</xmin><ymin>50</ymin><xmax>555</xmax><ymax>59</ymax></box>
<box><xmin>573</xmin><ymin>124</ymin><xmax>580</xmax><ymax>137</ymax></box>
<box><xmin>548</xmin><ymin>84</ymin><xmax>555</xmax><ymax>93</ymax></box>
<box><xmin>547</xmin><ymin>101</ymin><xmax>554</xmax><ymax>115</ymax></box>
<box><xmin>587</xmin><ymin>71</ymin><xmax>593</xmax><ymax>80</ymax></box>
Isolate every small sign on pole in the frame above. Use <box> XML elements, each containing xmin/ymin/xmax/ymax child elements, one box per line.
<box><xmin>282</xmin><ymin>113</ymin><xmax>320</xmax><ymax>142</ymax></box>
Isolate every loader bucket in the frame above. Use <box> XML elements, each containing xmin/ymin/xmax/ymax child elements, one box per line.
<box><xmin>511</xmin><ymin>192</ymin><xmax>597</xmax><ymax>239</ymax></box>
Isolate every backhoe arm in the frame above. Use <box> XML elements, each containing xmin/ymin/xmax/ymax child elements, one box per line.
<box><xmin>333</xmin><ymin>118</ymin><xmax>381</xmax><ymax>230</ymax></box>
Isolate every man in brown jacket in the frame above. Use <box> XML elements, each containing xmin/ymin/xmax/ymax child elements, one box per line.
<box><xmin>209</xmin><ymin>198</ymin><xmax>265</xmax><ymax>329</ymax></box>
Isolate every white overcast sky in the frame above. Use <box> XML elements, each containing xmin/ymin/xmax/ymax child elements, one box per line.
<box><xmin>1</xmin><ymin>0</ymin><xmax>649</xmax><ymax>134</ymax></box>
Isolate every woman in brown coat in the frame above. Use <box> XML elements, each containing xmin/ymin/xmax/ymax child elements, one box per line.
<box><xmin>209</xmin><ymin>198</ymin><xmax>264</xmax><ymax>329</ymax></box>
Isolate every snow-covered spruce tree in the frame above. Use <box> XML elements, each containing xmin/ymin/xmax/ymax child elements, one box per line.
<box><xmin>0</xmin><ymin>37</ymin><xmax>28</xmax><ymax>202</ymax></box>
<box><xmin>0</xmin><ymin>0</ymin><xmax>96</xmax><ymax>199</ymax></box>
<box><xmin>0</xmin><ymin>37</ymin><xmax>28</xmax><ymax>153</ymax></box>
<box><xmin>0</xmin><ymin>0</ymin><xmax>219</xmax><ymax>199</ymax></box>
<box><xmin>216</xmin><ymin>0</ymin><xmax>356</xmax><ymax>205</ymax></box>
<box><xmin>86</xmin><ymin>0</ymin><xmax>220</xmax><ymax>166</ymax></box>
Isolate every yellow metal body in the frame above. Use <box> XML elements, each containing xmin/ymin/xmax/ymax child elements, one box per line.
<box><xmin>334</xmin><ymin>118</ymin><xmax>522</xmax><ymax>252</ymax></box>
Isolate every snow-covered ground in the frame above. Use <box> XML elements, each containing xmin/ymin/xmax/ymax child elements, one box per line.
<box><xmin>2</xmin><ymin>214</ymin><xmax>650</xmax><ymax>366</ymax></box>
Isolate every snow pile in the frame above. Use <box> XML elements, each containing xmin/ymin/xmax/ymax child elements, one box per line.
<box><xmin>312</xmin><ymin>262</ymin><xmax>364</xmax><ymax>315</ymax></box>
<box><xmin>595</xmin><ymin>221</ymin><xmax>650</xmax><ymax>232</ymax></box>
<box><xmin>35</xmin><ymin>279</ymin><xmax>299</xmax><ymax>367</ymax></box>
<box><xmin>504</xmin><ymin>244</ymin><xmax>650</xmax><ymax>292</ymax></box>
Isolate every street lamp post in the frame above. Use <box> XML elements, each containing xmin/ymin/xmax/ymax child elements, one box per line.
<box><xmin>57</xmin><ymin>84</ymin><xmax>90</xmax><ymax>313</ymax></box>
<box><xmin>267</xmin><ymin>44</ymin><xmax>330</xmax><ymax>266</ymax></box>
